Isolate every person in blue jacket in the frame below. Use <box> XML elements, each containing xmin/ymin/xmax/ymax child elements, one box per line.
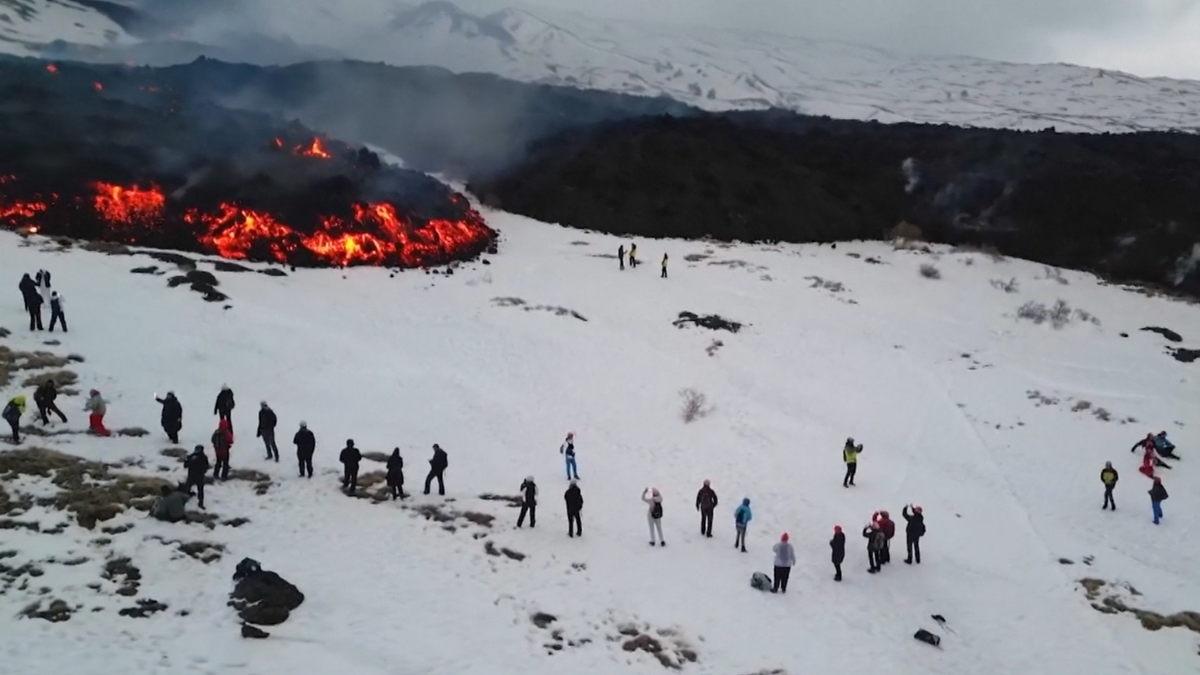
<box><xmin>1153</xmin><ymin>432</ymin><xmax>1179</xmax><ymax>459</ymax></box>
<box><xmin>734</xmin><ymin>498</ymin><xmax>752</xmax><ymax>552</ymax></box>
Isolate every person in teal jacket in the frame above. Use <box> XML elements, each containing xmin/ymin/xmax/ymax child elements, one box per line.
<box><xmin>734</xmin><ymin>498</ymin><xmax>752</xmax><ymax>552</ymax></box>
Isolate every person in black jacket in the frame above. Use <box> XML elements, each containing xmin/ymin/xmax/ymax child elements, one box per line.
<box><xmin>424</xmin><ymin>444</ymin><xmax>448</xmax><ymax>495</ymax></box>
<box><xmin>34</xmin><ymin>380</ymin><xmax>68</xmax><ymax>425</ymax></box>
<box><xmin>695</xmin><ymin>479</ymin><xmax>718</xmax><ymax>538</ymax></box>
<box><xmin>19</xmin><ymin>273</ymin><xmax>37</xmax><ymax>313</ymax></box>
<box><xmin>1149</xmin><ymin>477</ymin><xmax>1168</xmax><ymax>524</ymax></box>
<box><xmin>565</xmin><ymin>479</ymin><xmax>583</xmax><ymax>537</ymax></box>
<box><xmin>293</xmin><ymin>421</ymin><xmax>315</xmax><ymax>478</ymax></box>
<box><xmin>183</xmin><ymin>445</ymin><xmax>210</xmax><ymax>509</ymax></box>
<box><xmin>257</xmin><ymin>402</ymin><xmax>278</xmax><ymax>461</ymax></box>
<box><xmin>214</xmin><ymin>385</ymin><xmax>234</xmax><ymax>424</ymax></box>
<box><xmin>517</xmin><ymin>476</ymin><xmax>538</xmax><ymax>528</ymax></box>
<box><xmin>830</xmin><ymin>525</ymin><xmax>846</xmax><ymax>581</ymax></box>
<box><xmin>902</xmin><ymin>504</ymin><xmax>925</xmax><ymax>564</ymax></box>
<box><xmin>26</xmin><ymin>286</ymin><xmax>44</xmax><ymax>331</ymax></box>
<box><xmin>155</xmin><ymin>392</ymin><xmax>182</xmax><ymax>443</ymax></box>
<box><xmin>386</xmin><ymin>448</ymin><xmax>405</xmax><ymax>500</ymax></box>
<box><xmin>863</xmin><ymin>523</ymin><xmax>885</xmax><ymax>573</ymax></box>
<box><xmin>339</xmin><ymin>439</ymin><xmax>361</xmax><ymax>495</ymax></box>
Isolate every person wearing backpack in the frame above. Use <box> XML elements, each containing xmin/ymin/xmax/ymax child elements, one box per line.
<box><xmin>830</xmin><ymin>525</ymin><xmax>846</xmax><ymax>581</ymax></box>
<box><xmin>695</xmin><ymin>479</ymin><xmax>718</xmax><ymax>538</ymax></box>
<box><xmin>2</xmin><ymin>395</ymin><xmax>25</xmax><ymax>443</ymax></box>
<box><xmin>733</xmin><ymin>498</ymin><xmax>752</xmax><ymax>552</ymax></box>
<box><xmin>1149</xmin><ymin>477</ymin><xmax>1168</xmax><ymax>525</ymax></box>
<box><xmin>843</xmin><ymin>438</ymin><xmax>862</xmax><ymax>487</ymax></box>
<box><xmin>211</xmin><ymin>419</ymin><xmax>233</xmax><ymax>481</ymax></box>
<box><xmin>517</xmin><ymin>476</ymin><xmax>538</xmax><ymax>528</ymax></box>
<box><xmin>771</xmin><ymin>533</ymin><xmax>796</xmax><ymax>593</ymax></box>
<box><xmin>643</xmin><ymin>487</ymin><xmax>665</xmax><ymax>546</ymax></box>
<box><xmin>901</xmin><ymin>505</ymin><xmax>925</xmax><ymax>564</ymax></box>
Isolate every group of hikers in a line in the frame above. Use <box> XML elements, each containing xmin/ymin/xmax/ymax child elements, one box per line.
<box><xmin>17</xmin><ymin>270</ymin><xmax>67</xmax><ymax>332</ymax></box>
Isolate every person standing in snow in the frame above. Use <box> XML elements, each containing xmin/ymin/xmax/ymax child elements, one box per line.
<box><xmin>424</xmin><ymin>444</ymin><xmax>449</xmax><ymax>495</ymax></box>
<box><xmin>34</xmin><ymin>380</ymin><xmax>68</xmax><ymax>425</ymax></box>
<box><xmin>565</xmin><ymin>479</ymin><xmax>583</xmax><ymax>537</ymax></box>
<box><xmin>901</xmin><ymin>505</ymin><xmax>925</xmax><ymax>564</ymax></box>
<box><xmin>661</xmin><ymin>253</ymin><xmax>668</xmax><ymax>279</ymax></box>
<box><xmin>843</xmin><ymin>437</ymin><xmax>862</xmax><ymax>488</ymax></box>
<box><xmin>874</xmin><ymin>511</ymin><xmax>896</xmax><ymax>564</ymax></box>
<box><xmin>184</xmin><ymin>445</ymin><xmax>210</xmax><ymax>510</ymax></box>
<box><xmin>1100</xmin><ymin>462</ymin><xmax>1118</xmax><ymax>510</ymax></box>
<box><xmin>863</xmin><ymin>522</ymin><xmax>885</xmax><ymax>573</ymax></box>
<box><xmin>211</xmin><ymin>419</ymin><xmax>233</xmax><ymax>480</ymax></box>
<box><xmin>560</xmin><ymin>432</ymin><xmax>579</xmax><ymax>480</ymax></box>
<box><xmin>3</xmin><ymin>395</ymin><xmax>25</xmax><ymax>443</ymax></box>
<box><xmin>734</xmin><ymin>498</ymin><xmax>752</xmax><ymax>552</ymax></box>
<box><xmin>293</xmin><ymin>421</ymin><xmax>315</xmax><ymax>478</ymax></box>
<box><xmin>26</xmin><ymin>285</ymin><xmax>44</xmax><ymax>331</ymax></box>
<box><xmin>386</xmin><ymin>448</ymin><xmax>405</xmax><ymax>500</ymax></box>
<box><xmin>643</xmin><ymin>487</ymin><xmax>665</xmax><ymax>546</ymax></box>
<box><xmin>84</xmin><ymin>389</ymin><xmax>111</xmax><ymax>436</ymax></box>
<box><xmin>1149</xmin><ymin>477</ymin><xmax>1168</xmax><ymax>525</ymax></box>
<box><xmin>340</xmin><ymin>440</ymin><xmax>361</xmax><ymax>495</ymax></box>
<box><xmin>771</xmin><ymin>533</ymin><xmax>796</xmax><ymax>593</ymax></box>
<box><xmin>257</xmin><ymin>401</ymin><xmax>279</xmax><ymax>462</ymax></box>
<box><xmin>517</xmin><ymin>476</ymin><xmax>538</xmax><ymax>528</ymax></box>
<box><xmin>695</xmin><ymin>479</ymin><xmax>718</xmax><ymax>538</ymax></box>
<box><xmin>47</xmin><ymin>291</ymin><xmax>66</xmax><ymax>332</ymax></box>
<box><xmin>19</xmin><ymin>273</ymin><xmax>37</xmax><ymax>313</ymax></box>
<box><xmin>830</xmin><ymin>525</ymin><xmax>846</xmax><ymax>581</ymax></box>
<box><xmin>629</xmin><ymin>242</ymin><xmax>639</xmax><ymax>268</ymax></box>
<box><xmin>618</xmin><ymin>244</ymin><xmax>626</xmax><ymax>271</ymax></box>
<box><xmin>155</xmin><ymin>391</ymin><xmax>182</xmax><ymax>444</ymax></box>
<box><xmin>214</xmin><ymin>385</ymin><xmax>235</xmax><ymax>424</ymax></box>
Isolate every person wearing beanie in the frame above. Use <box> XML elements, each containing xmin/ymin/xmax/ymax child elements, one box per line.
<box><xmin>1100</xmin><ymin>462</ymin><xmax>1118</xmax><ymax>510</ymax></box>
<box><xmin>293</xmin><ymin>421</ymin><xmax>315</xmax><ymax>478</ymax></box>
<box><xmin>695</xmin><ymin>479</ymin><xmax>718</xmax><ymax>538</ymax></box>
<box><xmin>214</xmin><ymin>385</ymin><xmax>235</xmax><ymax>424</ymax></box>
<box><xmin>771</xmin><ymin>533</ymin><xmax>796</xmax><ymax>593</ymax></box>
<box><xmin>843</xmin><ymin>437</ymin><xmax>862</xmax><ymax>488</ymax></box>
<box><xmin>183</xmin><ymin>444</ymin><xmax>210</xmax><ymax>509</ymax></box>
<box><xmin>863</xmin><ymin>522</ymin><xmax>886</xmax><ymax>573</ymax></box>
<box><xmin>830</xmin><ymin>525</ymin><xmax>846</xmax><ymax>581</ymax></box>
<box><xmin>1149</xmin><ymin>477</ymin><xmax>1168</xmax><ymax>525</ymax></box>
<box><xmin>564</xmin><ymin>479</ymin><xmax>583</xmax><ymax>537</ymax></box>
<box><xmin>733</xmin><ymin>498</ymin><xmax>752</xmax><ymax>552</ymax></box>
<box><xmin>875</xmin><ymin>510</ymin><xmax>896</xmax><ymax>564</ymax></box>
<box><xmin>339</xmin><ymin>439</ymin><xmax>361</xmax><ymax>495</ymax></box>
<box><xmin>257</xmin><ymin>401</ymin><xmax>279</xmax><ymax>462</ymax></box>
<box><xmin>901</xmin><ymin>505</ymin><xmax>925</xmax><ymax>564</ymax></box>
<box><xmin>211</xmin><ymin>418</ymin><xmax>234</xmax><ymax>481</ymax></box>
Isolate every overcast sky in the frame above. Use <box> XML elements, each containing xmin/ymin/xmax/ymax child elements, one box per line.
<box><xmin>454</xmin><ymin>0</ymin><xmax>1200</xmax><ymax>80</ymax></box>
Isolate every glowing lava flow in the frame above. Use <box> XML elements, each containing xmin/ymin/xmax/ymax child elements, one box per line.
<box><xmin>187</xmin><ymin>204</ymin><xmax>299</xmax><ymax>262</ymax></box>
<box><xmin>299</xmin><ymin>138</ymin><xmax>331</xmax><ymax>159</ymax></box>
<box><xmin>93</xmin><ymin>182</ymin><xmax>165</xmax><ymax>224</ymax></box>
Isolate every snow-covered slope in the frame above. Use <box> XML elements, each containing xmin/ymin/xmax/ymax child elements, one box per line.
<box><xmin>3</xmin><ymin>203</ymin><xmax>1200</xmax><ymax>674</ymax></box>
<box><xmin>0</xmin><ymin>0</ymin><xmax>132</xmax><ymax>53</ymax></box>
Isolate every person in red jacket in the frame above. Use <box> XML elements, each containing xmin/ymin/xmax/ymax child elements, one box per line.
<box><xmin>873</xmin><ymin>510</ymin><xmax>896</xmax><ymax>565</ymax></box>
<box><xmin>211</xmin><ymin>418</ymin><xmax>233</xmax><ymax>481</ymax></box>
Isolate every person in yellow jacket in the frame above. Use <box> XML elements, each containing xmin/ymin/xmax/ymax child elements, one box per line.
<box><xmin>1100</xmin><ymin>461</ymin><xmax>1119</xmax><ymax>511</ymax></box>
<box><xmin>843</xmin><ymin>438</ymin><xmax>863</xmax><ymax>488</ymax></box>
<box><xmin>3</xmin><ymin>395</ymin><xmax>26</xmax><ymax>443</ymax></box>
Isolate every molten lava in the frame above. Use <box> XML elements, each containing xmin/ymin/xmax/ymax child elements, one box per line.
<box><xmin>0</xmin><ymin>197</ymin><xmax>46</xmax><ymax>223</ymax></box>
<box><xmin>93</xmin><ymin>183</ymin><xmax>165</xmax><ymax>225</ymax></box>
<box><xmin>45</xmin><ymin>64</ymin><xmax>58</xmax><ymax>74</ymax></box>
<box><xmin>298</xmin><ymin>138</ymin><xmax>331</xmax><ymax>159</ymax></box>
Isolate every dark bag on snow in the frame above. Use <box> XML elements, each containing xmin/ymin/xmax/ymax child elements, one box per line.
<box><xmin>913</xmin><ymin>629</ymin><xmax>941</xmax><ymax>647</ymax></box>
<box><xmin>750</xmin><ymin>572</ymin><xmax>772</xmax><ymax>591</ymax></box>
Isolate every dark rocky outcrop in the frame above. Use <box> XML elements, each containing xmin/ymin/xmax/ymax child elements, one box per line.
<box><xmin>229</xmin><ymin>558</ymin><xmax>304</xmax><ymax>626</ymax></box>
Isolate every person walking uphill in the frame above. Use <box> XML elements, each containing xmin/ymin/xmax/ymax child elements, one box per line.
<box><xmin>734</xmin><ymin>498</ymin><xmax>752</xmax><ymax>552</ymax></box>
<box><xmin>213</xmin><ymin>385</ymin><xmax>234</xmax><ymax>424</ymax></box>
<box><xmin>184</xmin><ymin>445</ymin><xmax>210</xmax><ymax>509</ymax></box>
<box><xmin>565</xmin><ymin>480</ymin><xmax>583</xmax><ymax>537</ymax></box>
<box><xmin>830</xmin><ymin>526</ymin><xmax>846</xmax><ymax>581</ymax></box>
<box><xmin>211</xmin><ymin>419</ymin><xmax>233</xmax><ymax>481</ymax></box>
<box><xmin>560</xmin><ymin>432</ymin><xmax>579</xmax><ymax>480</ymax></box>
<box><xmin>84</xmin><ymin>389</ymin><xmax>111</xmax><ymax>436</ymax></box>
<box><xmin>3</xmin><ymin>395</ymin><xmax>25</xmax><ymax>443</ymax></box>
<box><xmin>696</xmin><ymin>479</ymin><xmax>718</xmax><ymax>538</ymax></box>
<box><xmin>1101</xmin><ymin>462</ymin><xmax>1119</xmax><ymax>511</ymax></box>
<box><xmin>293</xmin><ymin>422</ymin><xmax>315</xmax><ymax>478</ymax></box>
<box><xmin>386</xmin><ymin>448</ymin><xmax>405</xmax><ymax>500</ymax></box>
<box><xmin>257</xmin><ymin>402</ymin><xmax>279</xmax><ymax>462</ymax></box>
<box><xmin>34</xmin><ymin>380</ymin><xmax>68</xmax><ymax>425</ymax></box>
<box><xmin>47</xmin><ymin>291</ymin><xmax>66</xmax><ymax>332</ymax></box>
<box><xmin>643</xmin><ymin>487</ymin><xmax>665</xmax><ymax>546</ymax></box>
<box><xmin>1149</xmin><ymin>477</ymin><xmax>1168</xmax><ymax>524</ymax></box>
<box><xmin>424</xmin><ymin>444</ymin><xmax>448</xmax><ymax>495</ymax></box>
<box><xmin>155</xmin><ymin>392</ymin><xmax>182</xmax><ymax>444</ymax></box>
<box><xmin>771</xmin><ymin>533</ymin><xmax>796</xmax><ymax>593</ymax></box>
<box><xmin>517</xmin><ymin>476</ymin><xmax>538</xmax><ymax>528</ymax></box>
<box><xmin>843</xmin><ymin>437</ymin><xmax>862</xmax><ymax>487</ymax></box>
<box><xmin>340</xmin><ymin>440</ymin><xmax>361</xmax><ymax>495</ymax></box>
<box><xmin>901</xmin><ymin>505</ymin><xmax>925</xmax><ymax>564</ymax></box>
<box><xmin>863</xmin><ymin>522</ymin><xmax>885</xmax><ymax>573</ymax></box>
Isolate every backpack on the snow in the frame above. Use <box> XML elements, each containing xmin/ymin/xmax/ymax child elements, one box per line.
<box><xmin>651</xmin><ymin>502</ymin><xmax>663</xmax><ymax>519</ymax></box>
<box><xmin>750</xmin><ymin>572</ymin><xmax>772</xmax><ymax>591</ymax></box>
<box><xmin>913</xmin><ymin>628</ymin><xmax>941</xmax><ymax>647</ymax></box>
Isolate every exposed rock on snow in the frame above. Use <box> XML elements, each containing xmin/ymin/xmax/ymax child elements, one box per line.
<box><xmin>673</xmin><ymin>312</ymin><xmax>743</xmax><ymax>333</ymax></box>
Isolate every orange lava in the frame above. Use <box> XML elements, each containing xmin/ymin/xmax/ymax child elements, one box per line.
<box><xmin>297</xmin><ymin>138</ymin><xmax>331</xmax><ymax>159</ymax></box>
<box><xmin>187</xmin><ymin>204</ymin><xmax>298</xmax><ymax>262</ymax></box>
<box><xmin>45</xmin><ymin>63</ymin><xmax>58</xmax><ymax>74</ymax></box>
<box><xmin>0</xmin><ymin>197</ymin><xmax>46</xmax><ymax>223</ymax></box>
<box><xmin>93</xmin><ymin>182</ymin><xmax>165</xmax><ymax>224</ymax></box>
<box><xmin>93</xmin><ymin>82</ymin><xmax>103</xmax><ymax>92</ymax></box>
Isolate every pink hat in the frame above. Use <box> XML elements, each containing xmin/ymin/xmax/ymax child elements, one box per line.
<box><xmin>781</xmin><ymin>532</ymin><xmax>789</xmax><ymax>542</ymax></box>
<box><xmin>833</xmin><ymin>525</ymin><xmax>842</xmax><ymax>533</ymax></box>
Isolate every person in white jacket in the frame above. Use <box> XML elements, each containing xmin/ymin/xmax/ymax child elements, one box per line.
<box><xmin>643</xmin><ymin>487</ymin><xmax>665</xmax><ymax>546</ymax></box>
<box><xmin>771</xmin><ymin>532</ymin><xmax>796</xmax><ymax>594</ymax></box>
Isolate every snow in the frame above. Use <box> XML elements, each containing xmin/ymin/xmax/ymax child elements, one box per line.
<box><xmin>0</xmin><ymin>0</ymin><xmax>133</xmax><ymax>53</ymax></box>
<box><xmin>3</xmin><ymin>204</ymin><xmax>1200</xmax><ymax>674</ymax></box>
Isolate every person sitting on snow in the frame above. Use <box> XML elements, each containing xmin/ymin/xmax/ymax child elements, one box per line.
<box><xmin>150</xmin><ymin>484</ymin><xmax>191</xmax><ymax>523</ymax></box>
<box><xmin>1152</xmin><ymin>432</ymin><xmax>1179</xmax><ymax>460</ymax></box>
<box><xmin>1133</xmin><ymin>434</ymin><xmax>1170</xmax><ymax>470</ymax></box>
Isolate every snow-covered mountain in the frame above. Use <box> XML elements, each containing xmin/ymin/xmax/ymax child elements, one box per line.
<box><xmin>3</xmin><ymin>202</ymin><xmax>1200</xmax><ymax>674</ymax></box>
<box><xmin>10</xmin><ymin>0</ymin><xmax>1200</xmax><ymax>134</ymax></box>
<box><xmin>0</xmin><ymin>0</ymin><xmax>133</xmax><ymax>51</ymax></box>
